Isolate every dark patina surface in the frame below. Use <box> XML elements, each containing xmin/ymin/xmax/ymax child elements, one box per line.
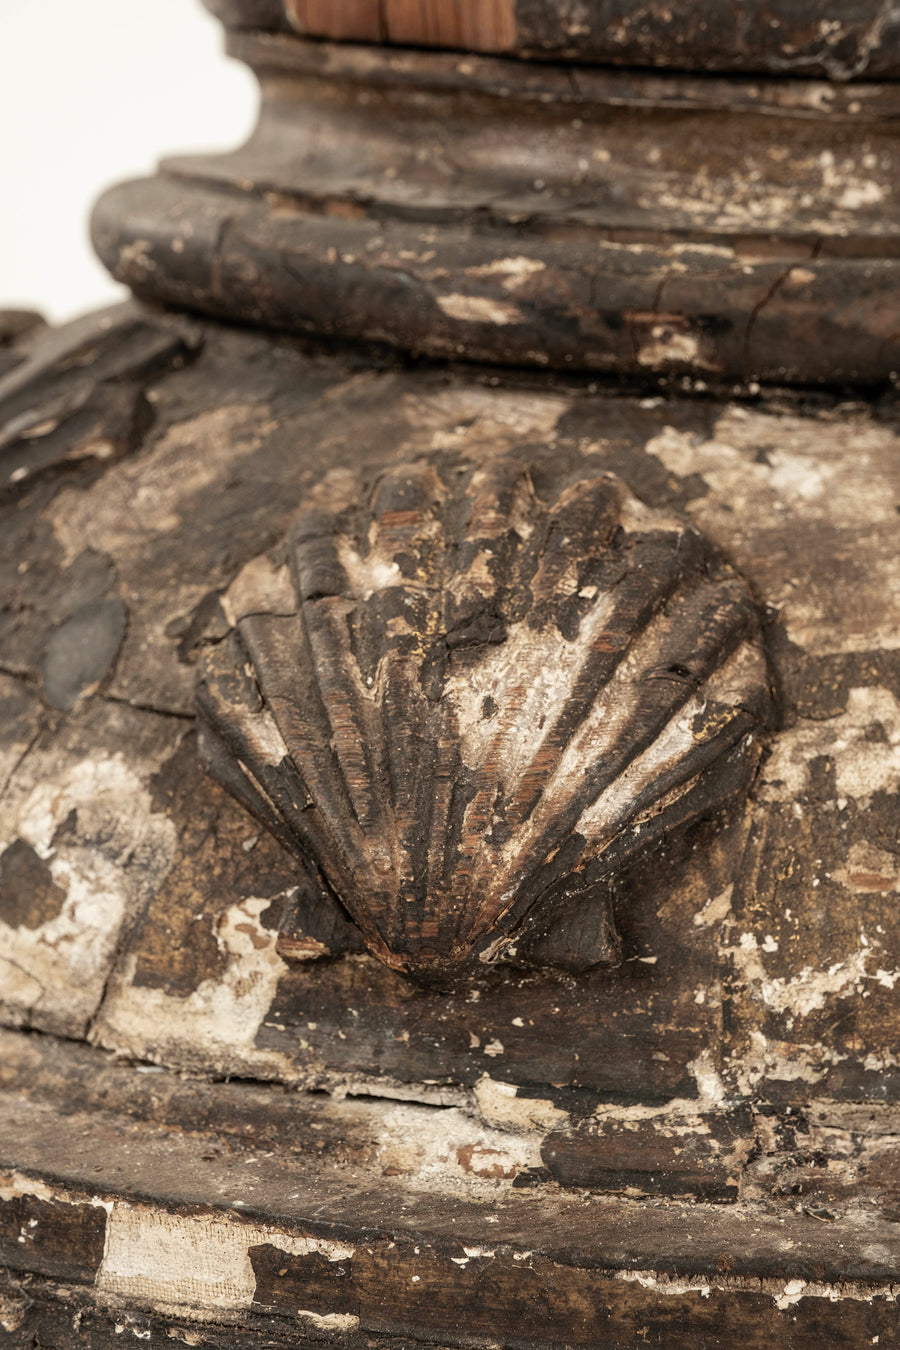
<box><xmin>1</xmin><ymin>4</ymin><xmax>900</xmax><ymax>1345</ymax></box>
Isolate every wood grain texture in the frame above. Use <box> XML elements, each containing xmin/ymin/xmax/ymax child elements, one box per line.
<box><xmin>1</xmin><ymin>303</ymin><xmax>900</xmax><ymax>1342</ymax></box>
<box><xmin>284</xmin><ymin>0</ymin><xmax>516</xmax><ymax>49</ymax></box>
<box><xmin>382</xmin><ymin>0</ymin><xmax>515</xmax><ymax>50</ymax></box>
<box><xmin>3</xmin><ymin>306</ymin><xmax>895</xmax><ymax>1107</ymax></box>
<box><xmin>2</xmin><ymin>306</ymin><xmax>898</xmax><ymax>1108</ymax></box>
<box><xmin>286</xmin><ymin>0</ymin><xmax>383</xmax><ymax>42</ymax></box>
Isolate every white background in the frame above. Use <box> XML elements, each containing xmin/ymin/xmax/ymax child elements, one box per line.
<box><xmin>0</xmin><ymin>0</ymin><xmax>257</xmax><ymax>323</ymax></box>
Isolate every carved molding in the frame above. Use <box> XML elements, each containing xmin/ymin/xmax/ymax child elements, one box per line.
<box><xmin>197</xmin><ymin>455</ymin><xmax>770</xmax><ymax>982</ymax></box>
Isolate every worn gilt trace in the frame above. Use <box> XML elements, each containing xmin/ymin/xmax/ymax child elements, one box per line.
<box><xmin>197</xmin><ymin>455</ymin><xmax>770</xmax><ymax>981</ymax></box>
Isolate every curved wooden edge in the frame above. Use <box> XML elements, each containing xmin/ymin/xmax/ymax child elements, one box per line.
<box><xmin>2</xmin><ymin>1030</ymin><xmax>900</xmax><ymax>1346</ymax></box>
<box><xmin>91</xmin><ymin>175</ymin><xmax>900</xmax><ymax>389</ymax></box>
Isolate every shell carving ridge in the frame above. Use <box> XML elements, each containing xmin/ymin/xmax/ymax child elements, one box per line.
<box><xmin>197</xmin><ymin>456</ymin><xmax>770</xmax><ymax>982</ymax></box>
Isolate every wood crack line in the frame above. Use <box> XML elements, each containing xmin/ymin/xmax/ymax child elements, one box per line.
<box><xmin>742</xmin><ymin>266</ymin><xmax>796</xmax><ymax>364</ymax></box>
<box><xmin>743</xmin><ymin>240</ymin><xmax>822</xmax><ymax>364</ymax></box>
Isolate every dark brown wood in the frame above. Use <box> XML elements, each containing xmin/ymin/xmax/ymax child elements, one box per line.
<box><xmin>0</xmin><ymin>305</ymin><xmax>200</xmax><ymax>497</ymax></box>
<box><xmin>0</xmin><ymin>1289</ymin><xmax>321</xmax><ymax>1350</ymax></box>
<box><xmin>90</xmin><ymin>38</ymin><xmax>900</xmax><ymax>387</ymax></box>
<box><xmin>197</xmin><ymin>454</ymin><xmax>768</xmax><ymax>982</ymax></box>
<box><xmin>0</xmin><ymin>310</ymin><xmax>44</xmax><ymax>381</ymax></box>
<box><xmin>0</xmin><ymin>1190</ymin><xmax>106</xmax><ymax>1285</ymax></box>
<box><xmin>5</xmin><ymin>0</ymin><xmax>900</xmax><ymax>1329</ymax></box>
<box><xmin>216</xmin><ymin>0</ymin><xmax>900</xmax><ymax>81</ymax></box>
<box><xmin>3</xmin><ymin>1064</ymin><xmax>900</xmax><ymax>1348</ymax></box>
<box><xmin>0</xmin><ymin>304</ymin><xmax>897</xmax><ymax>1111</ymax></box>
<box><xmin>541</xmin><ymin>1110</ymin><xmax>754</xmax><ymax>1200</ymax></box>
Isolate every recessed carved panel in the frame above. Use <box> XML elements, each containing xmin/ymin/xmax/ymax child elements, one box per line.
<box><xmin>197</xmin><ymin>455</ymin><xmax>770</xmax><ymax>982</ymax></box>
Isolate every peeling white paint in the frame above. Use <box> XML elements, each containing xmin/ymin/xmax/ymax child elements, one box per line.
<box><xmin>464</xmin><ymin>257</ymin><xmax>547</xmax><ymax>291</ymax></box>
<box><xmin>96</xmin><ymin>1203</ymin><xmax>354</xmax><ymax>1317</ymax></box>
<box><xmin>297</xmin><ymin>1310</ymin><xmax>360</xmax><ymax>1331</ymax></box>
<box><xmin>94</xmin><ymin>895</ymin><xmax>298</xmax><ymax>1081</ymax></box>
<box><xmin>437</xmin><ymin>294</ymin><xmax>525</xmax><ymax>325</ymax></box>
<box><xmin>474</xmin><ymin>1075</ymin><xmax>568</xmax><ymax>1132</ymax></box>
<box><xmin>693</xmin><ymin>884</ymin><xmax>734</xmax><ymax>928</ymax></box>
<box><xmin>0</xmin><ymin>1171</ymin><xmax>59</xmax><ymax>1204</ymax></box>
<box><xmin>616</xmin><ymin>1265</ymin><xmax>898</xmax><ymax>1309</ymax></box>
<box><xmin>50</xmin><ymin>407</ymin><xmax>273</xmax><ymax>564</ymax></box>
<box><xmin>0</xmin><ymin>755</ymin><xmax>176</xmax><ymax>1037</ymax></box>
<box><xmin>636</xmin><ymin>328</ymin><xmax>704</xmax><ymax>368</ymax></box>
<box><xmin>407</xmin><ymin>387</ymin><xmax>569</xmax><ymax>450</ymax></box>
<box><xmin>727</xmin><ymin>932</ymin><xmax>899</xmax><ymax>1018</ymax></box>
<box><xmin>617</xmin><ymin>1268</ymin><xmax>712</xmax><ymax>1298</ymax></box>
<box><xmin>735</xmin><ymin>1030</ymin><xmax>847</xmax><ymax>1092</ymax></box>
<box><xmin>374</xmin><ymin>1102</ymin><xmax>542</xmax><ymax>1196</ymax></box>
<box><xmin>645</xmin><ymin>412</ymin><xmax>900</xmax><ymax>656</ymax></box>
<box><xmin>687</xmin><ymin>1052</ymin><xmax>728</xmax><ymax>1111</ymax></box>
<box><xmin>760</xmin><ymin>687</ymin><xmax>900</xmax><ymax>805</ymax></box>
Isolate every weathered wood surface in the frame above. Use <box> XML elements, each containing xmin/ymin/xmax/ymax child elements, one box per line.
<box><xmin>1</xmin><ymin>304</ymin><xmax>899</xmax><ymax>1115</ymax></box>
<box><xmin>4</xmin><ymin>4</ymin><xmax>900</xmax><ymax>1339</ymax></box>
<box><xmin>0</xmin><ymin>299</ymin><xmax>899</xmax><ymax>1342</ymax></box>
<box><xmin>207</xmin><ymin>0</ymin><xmax>900</xmax><ymax>81</ymax></box>
<box><xmin>4</xmin><ymin>1032</ymin><xmax>900</xmax><ymax>1346</ymax></box>
<box><xmin>91</xmin><ymin>39</ymin><xmax>900</xmax><ymax>386</ymax></box>
<box><xmin>198</xmin><ymin>455</ymin><xmax>768</xmax><ymax>983</ymax></box>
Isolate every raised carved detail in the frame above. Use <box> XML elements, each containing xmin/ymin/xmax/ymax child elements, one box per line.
<box><xmin>197</xmin><ymin>455</ymin><xmax>770</xmax><ymax>982</ymax></box>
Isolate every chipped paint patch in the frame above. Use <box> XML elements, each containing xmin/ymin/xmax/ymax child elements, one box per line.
<box><xmin>49</xmin><ymin>406</ymin><xmax>273</xmax><ymax>564</ymax></box>
<box><xmin>297</xmin><ymin>1310</ymin><xmax>360</xmax><ymax>1331</ymax></box>
<box><xmin>437</xmin><ymin>294</ymin><xmax>525</xmax><ymax>325</ymax></box>
<box><xmin>636</xmin><ymin>327</ymin><xmax>704</xmax><ymax>368</ymax></box>
<box><xmin>617</xmin><ymin>1268</ymin><xmax>713</xmax><ymax>1298</ymax></box>
<box><xmin>736</xmin><ymin>1030</ymin><xmax>846</xmax><ymax>1092</ymax></box>
<box><xmin>0</xmin><ymin>1170</ymin><xmax>59</xmax><ymax>1205</ymax></box>
<box><xmin>0</xmin><ymin>1294</ymin><xmax>26</xmax><ymax>1334</ymax></box>
<box><xmin>474</xmin><ymin>1075</ymin><xmax>568</xmax><ymax>1132</ymax></box>
<box><xmin>117</xmin><ymin>238</ymin><xmax>157</xmax><ymax>275</ymax></box>
<box><xmin>94</xmin><ymin>896</ymin><xmax>297</xmax><ymax>1080</ymax></box>
<box><xmin>0</xmin><ymin>755</ymin><xmax>176</xmax><ymax>1037</ymax></box>
<box><xmin>728</xmin><ymin>932</ymin><xmax>899</xmax><ymax>1019</ymax></box>
<box><xmin>760</xmin><ymin>687</ymin><xmax>900</xmax><ymax>804</ymax></box>
<box><xmin>464</xmin><ymin>257</ymin><xmax>547</xmax><ymax>291</ymax></box>
<box><xmin>406</xmin><ymin>386</ymin><xmax>569</xmax><ymax>449</ymax></box>
<box><xmin>688</xmin><ymin>1052</ymin><xmax>728</xmax><ymax>1110</ymax></box>
<box><xmin>645</xmin><ymin>411</ymin><xmax>900</xmax><ymax>656</ymax></box>
<box><xmin>693</xmin><ymin>884</ymin><xmax>734</xmax><ymax>928</ymax></box>
<box><xmin>616</xmin><ymin>1266</ymin><xmax>899</xmax><ymax>1309</ymax></box>
<box><xmin>96</xmin><ymin>1203</ymin><xmax>355</xmax><ymax>1317</ymax></box>
<box><xmin>375</xmin><ymin>1102</ymin><xmax>542</xmax><ymax>1194</ymax></box>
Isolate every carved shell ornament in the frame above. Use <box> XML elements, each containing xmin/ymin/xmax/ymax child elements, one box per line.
<box><xmin>197</xmin><ymin>455</ymin><xmax>770</xmax><ymax>982</ymax></box>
